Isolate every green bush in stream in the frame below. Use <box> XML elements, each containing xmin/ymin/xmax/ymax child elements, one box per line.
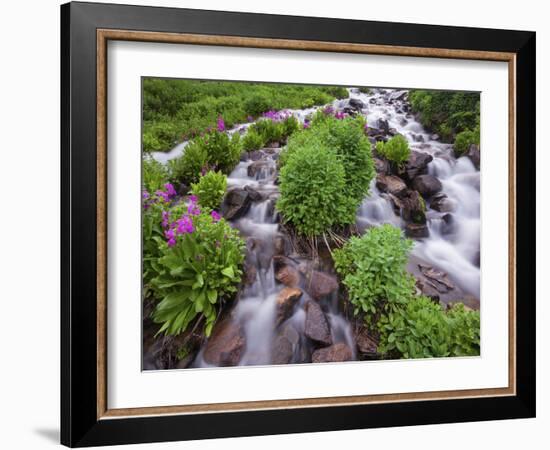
<box><xmin>377</xmin><ymin>298</ymin><xmax>480</xmax><ymax>358</ymax></box>
<box><xmin>279</xmin><ymin>114</ymin><xmax>375</xmax><ymax>226</ymax></box>
<box><xmin>454</xmin><ymin>126</ymin><xmax>480</xmax><ymax>157</ymax></box>
<box><xmin>190</xmin><ymin>170</ymin><xmax>227</xmax><ymax>210</ymax></box>
<box><xmin>142</xmin><ymin>155</ymin><xmax>169</xmax><ymax>193</ymax></box>
<box><xmin>169</xmin><ymin>131</ymin><xmax>241</xmax><ymax>185</ymax></box>
<box><xmin>376</xmin><ymin>134</ymin><xmax>411</xmax><ymax>167</ymax></box>
<box><xmin>333</xmin><ymin>224</ymin><xmax>416</xmax><ymax>328</ymax></box>
<box><xmin>242</xmin><ymin>128</ymin><xmax>266</xmax><ymax>151</ymax></box>
<box><xmin>142</xmin><ymin>78</ymin><xmax>348</xmax><ymax>152</ymax></box>
<box><xmin>151</xmin><ymin>204</ymin><xmax>245</xmax><ymax>337</ymax></box>
<box><xmin>249</xmin><ymin>118</ymin><xmax>284</xmax><ymax>144</ymax></box>
<box><xmin>277</xmin><ymin>141</ymin><xmax>352</xmax><ymax>236</ymax></box>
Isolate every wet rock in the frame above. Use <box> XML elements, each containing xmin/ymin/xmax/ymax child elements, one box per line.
<box><xmin>412</xmin><ymin>174</ymin><xmax>443</xmax><ymax>198</ymax></box>
<box><xmin>312</xmin><ymin>343</ymin><xmax>353</xmax><ymax>363</ymax></box>
<box><xmin>374</xmin><ymin>157</ymin><xmax>390</xmax><ymax>175</ymax></box>
<box><xmin>441</xmin><ymin>213</ymin><xmax>455</xmax><ymax>235</ymax></box>
<box><xmin>222</xmin><ymin>188</ymin><xmax>251</xmax><ymax>220</ymax></box>
<box><xmin>388</xmin><ymin>127</ymin><xmax>398</xmax><ymax>136</ymax></box>
<box><xmin>367</xmin><ymin>126</ymin><xmax>384</xmax><ymax>138</ymax></box>
<box><xmin>405</xmin><ymin>222</ymin><xmax>429</xmax><ymax>238</ymax></box>
<box><xmin>275</xmin><ymin>265</ymin><xmax>301</xmax><ymax>288</ymax></box>
<box><xmin>412</xmin><ymin>133</ymin><xmax>424</xmax><ymax>143</ymax></box>
<box><xmin>276</xmin><ymin>287</ymin><xmax>302</xmax><ymax>326</ymax></box>
<box><xmin>389</xmin><ymin>90</ymin><xmax>408</xmax><ymax>102</ymax></box>
<box><xmin>376</xmin><ymin>174</ymin><xmax>408</xmax><ymax>198</ymax></box>
<box><xmin>306</xmin><ymin>270</ymin><xmax>339</xmax><ymax>300</ymax></box>
<box><xmin>354</xmin><ymin>327</ymin><xmax>378</xmax><ymax>357</ymax></box>
<box><xmin>304</xmin><ymin>301</ymin><xmax>332</xmax><ymax>345</ymax></box>
<box><xmin>273</xmin><ymin>234</ymin><xmax>290</xmax><ymax>256</ymax></box>
<box><xmin>271</xmin><ymin>324</ymin><xmax>300</xmax><ymax>364</ymax></box>
<box><xmin>243</xmin><ymin>263</ymin><xmax>257</xmax><ymax>285</ymax></box>
<box><xmin>348</xmin><ymin>97</ymin><xmax>365</xmax><ymax>111</ymax></box>
<box><xmin>377</xmin><ymin>118</ymin><xmax>390</xmax><ymax>135</ymax></box>
<box><xmin>404</xmin><ymin>151</ymin><xmax>433</xmax><ymax>181</ymax></box>
<box><xmin>247</xmin><ymin>161</ymin><xmax>272</xmax><ymax>179</ymax></box>
<box><xmin>203</xmin><ymin>318</ymin><xmax>245</xmax><ymax>366</ymax></box>
<box><xmin>244</xmin><ymin>185</ymin><xmax>263</xmax><ymax>201</ymax></box>
<box><xmin>343</xmin><ymin>107</ymin><xmax>359</xmax><ymax>116</ymax></box>
<box><xmin>430</xmin><ymin>133</ymin><xmax>440</xmax><ymax>141</ymax></box>
<box><xmin>399</xmin><ymin>190</ymin><xmax>426</xmax><ymax>224</ymax></box>
<box><xmin>467</xmin><ymin>144</ymin><xmax>480</xmax><ymax>169</ymax></box>
<box><xmin>418</xmin><ymin>264</ymin><xmax>455</xmax><ymax>293</ymax></box>
<box><xmin>430</xmin><ymin>193</ymin><xmax>455</xmax><ymax>213</ymax></box>
<box><xmin>241</xmin><ymin>150</ymin><xmax>264</xmax><ymax>161</ymax></box>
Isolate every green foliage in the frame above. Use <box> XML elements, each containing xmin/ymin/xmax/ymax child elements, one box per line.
<box><xmin>454</xmin><ymin>126</ymin><xmax>480</xmax><ymax>157</ymax></box>
<box><xmin>277</xmin><ymin>140</ymin><xmax>350</xmax><ymax>236</ymax></box>
<box><xmin>409</xmin><ymin>89</ymin><xmax>480</xmax><ymax>143</ymax></box>
<box><xmin>142</xmin><ymin>156</ymin><xmax>168</xmax><ymax>193</ymax></box>
<box><xmin>142</xmin><ymin>78</ymin><xmax>348</xmax><ymax>152</ymax></box>
<box><xmin>190</xmin><ymin>170</ymin><xmax>227</xmax><ymax>210</ymax></box>
<box><xmin>169</xmin><ymin>131</ymin><xmax>241</xmax><ymax>185</ymax></box>
<box><xmin>241</xmin><ymin>128</ymin><xmax>265</xmax><ymax>151</ymax></box>
<box><xmin>378</xmin><ymin>298</ymin><xmax>480</xmax><ymax>358</ymax></box>
<box><xmin>169</xmin><ymin>141</ymin><xmax>208</xmax><ymax>185</ymax></box>
<box><xmin>282</xmin><ymin>115</ymin><xmax>300</xmax><ymax>137</ymax></box>
<box><xmin>333</xmin><ymin>225</ymin><xmax>416</xmax><ymax>326</ymax></box>
<box><xmin>358</xmin><ymin>87</ymin><xmax>371</xmax><ymax>94</ymax></box>
<box><xmin>279</xmin><ymin>114</ymin><xmax>375</xmax><ymax>230</ymax></box>
<box><xmin>151</xmin><ymin>211</ymin><xmax>245</xmax><ymax>337</ymax></box>
<box><xmin>250</xmin><ymin>119</ymin><xmax>284</xmax><ymax>144</ymax></box>
<box><xmin>376</xmin><ymin>134</ymin><xmax>411</xmax><ymax>166</ymax></box>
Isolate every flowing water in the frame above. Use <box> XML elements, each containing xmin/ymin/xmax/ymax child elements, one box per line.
<box><xmin>154</xmin><ymin>87</ymin><xmax>480</xmax><ymax>367</ymax></box>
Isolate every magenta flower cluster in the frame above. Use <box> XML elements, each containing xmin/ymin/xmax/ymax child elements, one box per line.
<box><xmin>142</xmin><ymin>183</ymin><xmax>178</xmax><ymax>210</ymax></box>
<box><xmin>217</xmin><ymin>116</ymin><xmax>226</xmax><ymax>132</ymax></box>
<box><xmin>262</xmin><ymin>109</ymin><xmax>291</xmax><ymax>122</ymax></box>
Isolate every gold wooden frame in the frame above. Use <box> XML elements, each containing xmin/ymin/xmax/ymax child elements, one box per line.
<box><xmin>96</xmin><ymin>29</ymin><xmax>516</xmax><ymax>420</ymax></box>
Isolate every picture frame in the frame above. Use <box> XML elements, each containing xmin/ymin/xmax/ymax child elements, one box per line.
<box><xmin>60</xmin><ymin>1</ymin><xmax>536</xmax><ymax>447</ymax></box>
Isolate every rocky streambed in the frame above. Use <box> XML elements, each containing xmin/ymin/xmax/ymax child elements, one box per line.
<box><xmin>143</xmin><ymin>88</ymin><xmax>481</xmax><ymax>370</ymax></box>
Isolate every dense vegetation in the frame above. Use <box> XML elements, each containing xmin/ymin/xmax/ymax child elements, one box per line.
<box><xmin>142</xmin><ymin>79</ymin><xmax>347</xmax><ymax>152</ymax></box>
<box><xmin>277</xmin><ymin>111</ymin><xmax>375</xmax><ymax>236</ymax></box>
<box><xmin>409</xmin><ymin>89</ymin><xmax>480</xmax><ymax>155</ymax></box>
<box><xmin>334</xmin><ymin>225</ymin><xmax>480</xmax><ymax>358</ymax></box>
<box><xmin>142</xmin><ymin>80</ymin><xmax>481</xmax><ymax>366</ymax></box>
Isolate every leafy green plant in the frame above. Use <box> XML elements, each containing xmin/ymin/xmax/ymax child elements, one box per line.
<box><xmin>454</xmin><ymin>126</ymin><xmax>480</xmax><ymax>157</ymax></box>
<box><xmin>333</xmin><ymin>224</ymin><xmax>416</xmax><ymax>327</ymax></box>
<box><xmin>190</xmin><ymin>170</ymin><xmax>227</xmax><ymax>210</ymax></box>
<box><xmin>242</xmin><ymin>128</ymin><xmax>266</xmax><ymax>151</ymax></box>
<box><xmin>376</xmin><ymin>134</ymin><xmax>411</xmax><ymax>167</ymax></box>
<box><xmin>377</xmin><ymin>297</ymin><xmax>480</xmax><ymax>358</ymax></box>
<box><xmin>250</xmin><ymin>119</ymin><xmax>284</xmax><ymax>144</ymax></box>
<box><xmin>151</xmin><ymin>204</ymin><xmax>245</xmax><ymax>337</ymax></box>
<box><xmin>142</xmin><ymin>155</ymin><xmax>168</xmax><ymax>193</ymax></box>
<box><xmin>282</xmin><ymin>115</ymin><xmax>300</xmax><ymax>137</ymax></box>
<box><xmin>279</xmin><ymin>114</ymin><xmax>375</xmax><ymax>229</ymax></box>
<box><xmin>277</xmin><ymin>140</ymin><xmax>351</xmax><ymax>236</ymax></box>
<box><xmin>169</xmin><ymin>131</ymin><xmax>241</xmax><ymax>185</ymax></box>
<box><xmin>169</xmin><ymin>141</ymin><xmax>208</xmax><ymax>185</ymax></box>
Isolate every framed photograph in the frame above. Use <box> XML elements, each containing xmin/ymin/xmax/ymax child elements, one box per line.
<box><xmin>61</xmin><ymin>1</ymin><xmax>536</xmax><ymax>447</ymax></box>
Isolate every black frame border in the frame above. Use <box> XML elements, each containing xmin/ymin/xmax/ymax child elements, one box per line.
<box><xmin>61</xmin><ymin>2</ymin><xmax>536</xmax><ymax>447</ymax></box>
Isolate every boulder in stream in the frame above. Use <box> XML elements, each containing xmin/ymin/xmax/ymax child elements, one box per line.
<box><xmin>222</xmin><ymin>188</ymin><xmax>251</xmax><ymax>220</ymax></box>
<box><xmin>312</xmin><ymin>343</ymin><xmax>353</xmax><ymax>363</ymax></box>
<box><xmin>403</xmin><ymin>151</ymin><xmax>433</xmax><ymax>181</ymax></box>
<box><xmin>405</xmin><ymin>222</ymin><xmax>429</xmax><ymax>238</ymax></box>
<box><xmin>348</xmin><ymin>97</ymin><xmax>365</xmax><ymax>111</ymax></box>
<box><xmin>354</xmin><ymin>327</ymin><xmax>379</xmax><ymax>359</ymax></box>
<box><xmin>392</xmin><ymin>189</ymin><xmax>426</xmax><ymax>224</ymax></box>
<box><xmin>275</xmin><ymin>265</ymin><xmax>301</xmax><ymax>288</ymax></box>
<box><xmin>467</xmin><ymin>144</ymin><xmax>481</xmax><ymax>169</ymax></box>
<box><xmin>275</xmin><ymin>287</ymin><xmax>302</xmax><ymax>327</ymax></box>
<box><xmin>304</xmin><ymin>301</ymin><xmax>332</xmax><ymax>345</ymax></box>
<box><xmin>306</xmin><ymin>270</ymin><xmax>339</xmax><ymax>300</ymax></box>
<box><xmin>412</xmin><ymin>174</ymin><xmax>443</xmax><ymax>198</ymax></box>
<box><xmin>271</xmin><ymin>323</ymin><xmax>300</xmax><ymax>364</ymax></box>
<box><xmin>203</xmin><ymin>318</ymin><xmax>246</xmax><ymax>366</ymax></box>
<box><xmin>376</xmin><ymin>174</ymin><xmax>408</xmax><ymax>198</ymax></box>
<box><xmin>430</xmin><ymin>193</ymin><xmax>455</xmax><ymax>213</ymax></box>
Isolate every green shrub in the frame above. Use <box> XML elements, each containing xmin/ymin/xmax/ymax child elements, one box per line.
<box><xmin>242</xmin><ymin>128</ymin><xmax>266</xmax><ymax>151</ymax></box>
<box><xmin>190</xmin><ymin>170</ymin><xmax>227</xmax><ymax>210</ymax></box>
<box><xmin>279</xmin><ymin>115</ymin><xmax>375</xmax><ymax>227</ymax></box>
<box><xmin>169</xmin><ymin>131</ymin><xmax>241</xmax><ymax>185</ymax></box>
<box><xmin>376</xmin><ymin>134</ymin><xmax>411</xmax><ymax>166</ymax></box>
<box><xmin>250</xmin><ymin>119</ymin><xmax>284</xmax><ymax>144</ymax></box>
<box><xmin>244</xmin><ymin>93</ymin><xmax>270</xmax><ymax>116</ymax></box>
<box><xmin>277</xmin><ymin>141</ymin><xmax>351</xmax><ymax>236</ymax></box>
<box><xmin>377</xmin><ymin>297</ymin><xmax>480</xmax><ymax>358</ymax></box>
<box><xmin>333</xmin><ymin>224</ymin><xmax>416</xmax><ymax>327</ymax></box>
<box><xmin>142</xmin><ymin>156</ymin><xmax>168</xmax><ymax>193</ymax></box>
<box><xmin>409</xmin><ymin>89</ymin><xmax>480</xmax><ymax>143</ymax></box>
<box><xmin>454</xmin><ymin>126</ymin><xmax>480</xmax><ymax>157</ymax></box>
<box><xmin>151</xmin><ymin>204</ymin><xmax>245</xmax><ymax>337</ymax></box>
<box><xmin>169</xmin><ymin>141</ymin><xmax>208</xmax><ymax>185</ymax></box>
<box><xmin>358</xmin><ymin>87</ymin><xmax>371</xmax><ymax>94</ymax></box>
<box><xmin>282</xmin><ymin>115</ymin><xmax>300</xmax><ymax>137</ymax></box>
